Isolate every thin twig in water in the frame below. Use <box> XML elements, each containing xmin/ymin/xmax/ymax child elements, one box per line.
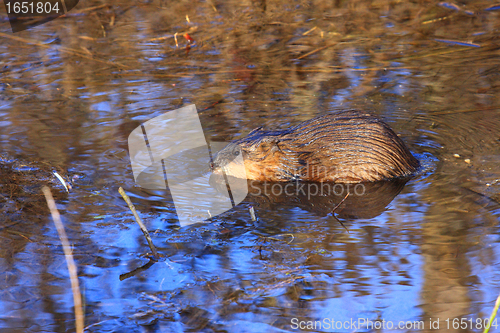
<box><xmin>253</xmin><ymin>233</ymin><xmax>295</xmax><ymax>244</ymax></box>
<box><xmin>118</xmin><ymin>187</ymin><xmax>159</xmax><ymax>259</ymax></box>
<box><xmin>331</xmin><ymin>192</ymin><xmax>350</xmax><ymax>232</ymax></box>
<box><xmin>248</xmin><ymin>206</ymin><xmax>257</xmax><ymax>221</ymax></box>
<box><xmin>42</xmin><ymin>186</ymin><xmax>84</xmax><ymax>333</ymax></box>
<box><xmin>333</xmin><ymin>215</ymin><xmax>349</xmax><ymax>233</ymax></box>
<box><xmin>332</xmin><ymin>192</ymin><xmax>350</xmax><ymax>214</ymax></box>
<box><xmin>119</xmin><ymin>259</ymin><xmax>156</xmax><ymax>280</ymax></box>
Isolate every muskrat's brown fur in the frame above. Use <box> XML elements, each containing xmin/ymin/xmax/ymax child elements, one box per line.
<box><xmin>212</xmin><ymin>110</ymin><xmax>420</xmax><ymax>183</ymax></box>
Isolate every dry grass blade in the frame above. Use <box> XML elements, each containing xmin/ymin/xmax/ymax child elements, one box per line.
<box><xmin>76</xmin><ymin>4</ymin><xmax>111</xmax><ymax>13</ymax></box>
<box><xmin>296</xmin><ymin>43</ymin><xmax>337</xmax><ymax>60</ymax></box>
<box><xmin>421</xmin><ymin>106</ymin><xmax>499</xmax><ymax>116</ymax></box>
<box><xmin>0</xmin><ymin>32</ymin><xmax>129</xmax><ymax>69</ymax></box>
<box><xmin>435</xmin><ymin>38</ymin><xmax>480</xmax><ymax>48</ymax></box>
<box><xmin>484</xmin><ymin>291</ymin><xmax>500</xmax><ymax>333</ymax></box>
<box><xmin>42</xmin><ymin>186</ymin><xmax>84</xmax><ymax>333</ymax></box>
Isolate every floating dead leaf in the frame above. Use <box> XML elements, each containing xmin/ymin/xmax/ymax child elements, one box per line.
<box><xmin>184</xmin><ymin>33</ymin><xmax>194</xmax><ymax>43</ymax></box>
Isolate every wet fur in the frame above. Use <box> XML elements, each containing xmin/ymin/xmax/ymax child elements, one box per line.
<box><xmin>213</xmin><ymin>110</ymin><xmax>420</xmax><ymax>183</ymax></box>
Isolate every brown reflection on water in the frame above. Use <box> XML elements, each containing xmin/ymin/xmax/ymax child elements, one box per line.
<box><xmin>1</xmin><ymin>0</ymin><xmax>500</xmax><ymax>331</ymax></box>
<box><xmin>208</xmin><ymin>175</ymin><xmax>410</xmax><ymax>219</ymax></box>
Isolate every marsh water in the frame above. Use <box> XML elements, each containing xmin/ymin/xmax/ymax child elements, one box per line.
<box><xmin>1</xmin><ymin>0</ymin><xmax>500</xmax><ymax>332</ymax></box>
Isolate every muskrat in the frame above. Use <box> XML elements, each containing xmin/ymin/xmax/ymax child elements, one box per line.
<box><xmin>212</xmin><ymin>110</ymin><xmax>420</xmax><ymax>183</ymax></box>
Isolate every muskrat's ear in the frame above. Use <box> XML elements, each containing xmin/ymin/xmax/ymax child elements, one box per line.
<box><xmin>257</xmin><ymin>137</ymin><xmax>281</xmax><ymax>152</ymax></box>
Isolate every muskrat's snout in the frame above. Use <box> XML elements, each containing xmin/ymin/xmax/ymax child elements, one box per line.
<box><xmin>211</xmin><ymin>143</ymin><xmax>248</xmax><ymax>179</ymax></box>
<box><xmin>209</xmin><ymin>161</ymin><xmax>226</xmax><ymax>173</ymax></box>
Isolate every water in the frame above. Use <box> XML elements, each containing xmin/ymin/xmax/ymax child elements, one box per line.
<box><xmin>1</xmin><ymin>0</ymin><xmax>500</xmax><ymax>332</ymax></box>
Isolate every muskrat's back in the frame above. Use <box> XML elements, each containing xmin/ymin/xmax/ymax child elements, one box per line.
<box><xmin>212</xmin><ymin>110</ymin><xmax>420</xmax><ymax>183</ymax></box>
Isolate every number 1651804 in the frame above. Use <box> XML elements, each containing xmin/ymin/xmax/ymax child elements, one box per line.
<box><xmin>5</xmin><ymin>1</ymin><xmax>61</xmax><ymax>15</ymax></box>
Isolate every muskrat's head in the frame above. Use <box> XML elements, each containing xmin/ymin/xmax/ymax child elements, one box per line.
<box><xmin>211</xmin><ymin>127</ymin><xmax>290</xmax><ymax>181</ymax></box>
<box><xmin>211</xmin><ymin>141</ymin><xmax>247</xmax><ymax>178</ymax></box>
